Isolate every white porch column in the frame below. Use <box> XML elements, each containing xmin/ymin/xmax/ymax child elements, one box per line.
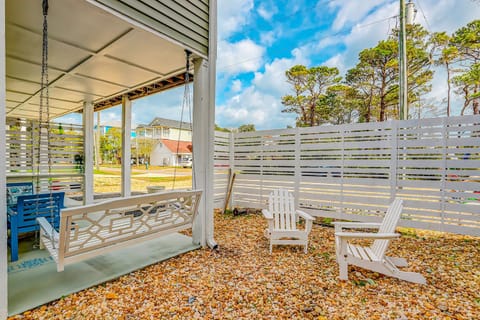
<box><xmin>0</xmin><ymin>0</ymin><xmax>7</xmax><ymax>317</ymax></box>
<box><xmin>191</xmin><ymin>0</ymin><xmax>217</xmax><ymax>248</ymax></box>
<box><xmin>121</xmin><ymin>95</ymin><xmax>132</xmax><ymax>197</ymax></box>
<box><xmin>83</xmin><ymin>101</ymin><xmax>94</xmax><ymax>204</ymax></box>
<box><xmin>192</xmin><ymin>57</ymin><xmax>216</xmax><ymax>247</ymax></box>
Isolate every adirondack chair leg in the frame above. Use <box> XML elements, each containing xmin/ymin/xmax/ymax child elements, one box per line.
<box><xmin>269</xmin><ymin>243</ymin><xmax>273</xmax><ymax>254</ymax></box>
<box><xmin>10</xmin><ymin>218</ymin><xmax>19</xmax><ymax>262</ymax></box>
<box><xmin>338</xmin><ymin>260</ymin><xmax>348</xmax><ymax>280</ymax></box>
<box><xmin>304</xmin><ymin>242</ymin><xmax>308</xmax><ymax>254</ymax></box>
<box><xmin>387</xmin><ymin>256</ymin><xmax>408</xmax><ymax>267</ymax></box>
<box><xmin>375</xmin><ymin>261</ymin><xmax>426</xmax><ymax>284</ymax></box>
<box><xmin>394</xmin><ymin>270</ymin><xmax>426</xmax><ymax>284</ymax></box>
<box><xmin>39</xmin><ymin>234</ymin><xmax>45</xmax><ymax>250</ymax></box>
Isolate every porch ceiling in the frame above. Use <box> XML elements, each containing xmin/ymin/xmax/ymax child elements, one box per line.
<box><xmin>6</xmin><ymin>0</ymin><xmax>189</xmax><ymax>120</ymax></box>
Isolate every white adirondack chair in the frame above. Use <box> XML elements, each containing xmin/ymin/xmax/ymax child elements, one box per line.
<box><xmin>333</xmin><ymin>198</ymin><xmax>426</xmax><ymax>284</ymax></box>
<box><xmin>262</xmin><ymin>189</ymin><xmax>314</xmax><ymax>253</ymax></box>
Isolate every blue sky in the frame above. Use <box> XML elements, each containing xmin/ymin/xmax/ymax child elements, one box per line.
<box><xmin>56</xmin><ymin>0</ymin><xmax>480</xmax><ymax>130</ymax></box>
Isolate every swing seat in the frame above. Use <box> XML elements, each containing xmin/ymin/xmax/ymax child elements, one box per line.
<box><xmin>7</xmin><ymin>192</ymin><xmax>65</xmax><ymax>262</ymax></box>
<box><xmin>37</xmin><ymin>190</ymin><xmax>202</xmax><ymax>272</ymax></box>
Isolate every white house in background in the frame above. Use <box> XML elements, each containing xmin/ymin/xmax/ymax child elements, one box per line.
<box><xmin>150</xmin><ymin>139</ymin><xmax>192</xmax><ymax>166</ymax></box>
<box><xmin>136</xmin><ymin>117</ymin><xmax>192</xmax><ymax>141</ymax></box>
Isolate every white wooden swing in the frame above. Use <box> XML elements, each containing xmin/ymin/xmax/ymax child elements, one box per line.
<box><xmin>38</xmin><ymin>190</ymin><xmax>202</xmax><ymax>271</ymax></box>
<box><xmin>35</xmin><ymin>5</ymin><xmax>202</xmax><ymax>272</ymax></box>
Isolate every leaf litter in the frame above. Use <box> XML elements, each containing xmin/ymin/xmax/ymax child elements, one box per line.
<box><xmin>9</xmin><ymin>210</ymin><xmax>479</xmax><ymax>319</ymax></box>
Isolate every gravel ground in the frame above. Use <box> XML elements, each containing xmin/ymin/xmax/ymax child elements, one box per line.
<box><xmin>10</xmin><ymin>211</ymin><xmax>480</xmax><ymax>319</ymax></box>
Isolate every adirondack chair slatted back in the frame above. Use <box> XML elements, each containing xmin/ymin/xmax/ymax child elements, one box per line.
<box><xmin>371</xmin><ymin>198</ymin><xmax>403</xmax><ymax>257</ymax></box>
<box><xmin>16</xmin><ymin>193</ymin><xmax>64</xmax><ymax>232</ymax></box>
<box><xmin>269</xmin><ymin>189</ymin><xmax>297</xmax><ymax>231</ymax></box>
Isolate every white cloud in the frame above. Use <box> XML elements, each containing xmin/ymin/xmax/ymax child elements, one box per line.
<box><xmin>257</xmin><ymin>2</ymin><xmax>278</xmax><ymax>21</ymax></box>
<box><xmin>252</xmin><ymin>48</ymin><xmax>309</xmax><ymax>97</ymax></box>
<box><xmin>216</xmin><ymin>86</ymin><xmax>296</xmax><ymax>130</ymax></box>
<box><xmin>231</xmin><ymin>79</ymin><xmax>243</xmax><ymax>93</ymax></box>
<box><xmin>217</xmin><ymin>0</ymin><xmax>254</xmax><ymax>40</ymax></box>
<box><xmin>217</xmin><ymin>39</ymin><xmax>266</xmax><ymax>75</ymax></box>
<box><xmin>53</xmin><ymin>113</ymin><xmax>82</xmax><ymax>125</ymax></box>
<box><xmin>323</xmin><ymin>53</ymin><xmax>345</xmax><ymax>72</ymax></box>
<box><xmin>216</xmin><ymin>48</ymin><xmax>309</xmax><ymax>130</ymax></box>
<box><xmin>328</xmin><ymin>0</ymin><xmax>388</xmax><ymax>31</ymax></box>
<box><xmin>414</xmin><ymin>0</ymin><xmax>480</xmax><ymax>33</ymax></box>
<box><xmin>260</xmin><ymin>30</ymin><xmax>276</xmax><ymax>46</ymax></box>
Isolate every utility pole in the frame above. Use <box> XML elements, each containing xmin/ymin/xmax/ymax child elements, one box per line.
<box><xmin>399</xmin><ymin>0</ymin><xmax>408</xmax><ymax>120</ymax></box>
<box><xmin>399</xmin><ymin>0</ymin><xmax>416</xmax><ymax>120</ymax></box>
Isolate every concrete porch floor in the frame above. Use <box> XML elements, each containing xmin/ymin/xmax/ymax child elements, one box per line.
<box><xmin>8</xmin><ymin>233</ymin><xmax>200</xmax><ymax>316</ymax></box>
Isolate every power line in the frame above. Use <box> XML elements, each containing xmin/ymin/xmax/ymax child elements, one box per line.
<box><xmin>415</xmin><ymin>0</ymin><xmax>431</xmax><ymax>32</ymax></box>
<box><xmin>218</xmin><ymin>15</ymin><xmax>398</xmax><ymax>71</ymax></box>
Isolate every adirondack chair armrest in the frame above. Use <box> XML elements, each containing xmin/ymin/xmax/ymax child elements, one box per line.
<box><xmin>37</xmin><ymin>217</ymin><xmax>59</xmax><ymax>242</ymax></box>
<box><xmin>296</xmin><ymin>210</ymin><xmax>314</xmax><ymax>221</ymax></box>
<box><xmin>333</xmin><ymin>221</ymin><xmax>382</xmax><ymax>232</ymax></box>
<box><xmin>262</xmin><ymin>209</ymin><xmax>273</xmax><ymax>220</ymax></box>
<box><xmin>7</xmin><ymin>206</ymin><xmax>16</xmax><ymax>216</ymax></box>
<box><xmin>335</xmin><ymin>231</ymin><xmax>400</xmax><ymax>240</ymax></box>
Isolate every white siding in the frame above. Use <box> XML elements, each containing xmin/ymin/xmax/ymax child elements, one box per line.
<box><xmin>92</xmin><ymin>0</ymin><xmax>209</xmax><ymax>57</ymax></box>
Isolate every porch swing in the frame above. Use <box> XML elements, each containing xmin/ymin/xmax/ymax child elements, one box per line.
<box><xmin>36</xmin><ymin>1</ymin><xmax>203</xmax><ymax>272</ymax></box>
<box><xmin>6</xmin><ymin>0</ymin><xmax>65</xmax><ymax>263</ymax></box>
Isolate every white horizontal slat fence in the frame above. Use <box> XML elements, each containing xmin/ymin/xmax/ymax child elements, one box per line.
<box><xmin>213</xmin><ymin>115</ymin><xmax>480</xmax><ymax>236</ymax></box>
<box><xmin>6</xmin><ymin>118</ymin><xmax>84</xmax><ymax>195</ymax></box>
<box><xmin>213</xmin><ymin>130</ymin><xmax>231</xmax><ymax>208</ymax></box>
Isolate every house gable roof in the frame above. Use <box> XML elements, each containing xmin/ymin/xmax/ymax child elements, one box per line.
<box><xmin>138</xmin><ymin>117</ymin><xmax>191</xmax><ymax>130</ymax></box>
<box><xmin>161</xmin><ymin>139</ymin><xmax>192</xmax><ymax>154</ymax></box>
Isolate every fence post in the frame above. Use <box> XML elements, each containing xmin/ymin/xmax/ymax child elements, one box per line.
<box><xmin>390</xmin><ymin>120</ymin><xmax>398</xmax><ymax>202</ymax></box>
<box><xmin>260</xmin><ymin>133</ymin><xmax>264</xmax><ymax>206</ymax></box>
<box><xmin>440</xmin><ymin>117</ymin><xmax>448</xmax><ymax>231</ymax></box>
<box><xmin>294</xmin><ymin>127</ymin><xmax>301</xmax><ymax>204</ymax></box>
<box><xmin>228</xmin><ymin>132</ymin><xmax>235</xmax><ymax>209</ymax></box>
<box><xmin>340</xmin><ymin>125</ymin><xmax>345</xmax><ymax>215</ymax></box>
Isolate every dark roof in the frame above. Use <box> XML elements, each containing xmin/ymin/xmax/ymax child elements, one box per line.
<box><xmin>138</xmin><ymin>117</ymin><xmax>191</xmax><ymax>130</ymax></box>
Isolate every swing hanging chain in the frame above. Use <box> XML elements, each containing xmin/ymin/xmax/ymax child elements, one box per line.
<box><xmin>37</xmin><ymin>0</ymin><xmax>56</xmax><ymax>248</ymax></box>
<box><xmin>172</xmin><ymin>50</ymin><xmax>192</xmax><ymax>190</ymax></box>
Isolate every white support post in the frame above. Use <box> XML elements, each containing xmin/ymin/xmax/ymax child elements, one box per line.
<box><xmin>191</xmin><ymin>0</ymin><xmax>217</xmax><ymax>248</ymax></box>
<box><xmin>121</xmin><ymin>95</ymin><xmax>132</xmax><ymax>197</ymax></box>
<box><xmin>95</xmin><ymin>111</ymin><xmax>101</xmax><ymax>171</ymax></box>
<box><xmin>192</xmin><ymin>57</ymin><xmax>215</xmax><ymax>248</ymax></box>
<box><xmin>0</xmin><ymin>0</ymin><xmax>7</xmax><ymax>316</ymax></box>
<box><xmin>228</xmin><ymin>132</ymin><xmax>235</xmax><ymax>209</ymax></box>
<box><xmin>83</xmin><ymin>101</ymin><xmax>94</xmax><ymax>204</ymax></box>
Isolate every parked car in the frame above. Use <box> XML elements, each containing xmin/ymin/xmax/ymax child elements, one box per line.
<box><xmin>181</xmin><ymin>159</ymin><xmax>192</xmax><ymax>168</ymax></box>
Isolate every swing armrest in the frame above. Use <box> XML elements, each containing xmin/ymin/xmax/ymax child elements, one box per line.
<box><xmin>37</xmin><ymin>217</ymin><xmax>59</xmax><ymax>242</ymax></box>
<box><xmin>262</xmin><ymin>209</ymin><xmax>273</xmax><ymax>220</ymax></box>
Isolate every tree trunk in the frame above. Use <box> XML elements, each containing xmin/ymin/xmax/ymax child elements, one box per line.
<box><xmin>461</xmin><ymin>86</ymin><xmax>469</xmax><ymax>116</ymax></box>
<box><xmin>446</xmin><ymin>62</ymin><xmax>451</xmax><ymax>117</ymax></box>
<box><xmin>366</xmin><ymin>87</ymin><xmax>373</xmax><ymax>122</ymax></box>
<box><xmin>473</xmin><ymin>86</ymin><xmax>479</xmax><ymax>115</ymax></box>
